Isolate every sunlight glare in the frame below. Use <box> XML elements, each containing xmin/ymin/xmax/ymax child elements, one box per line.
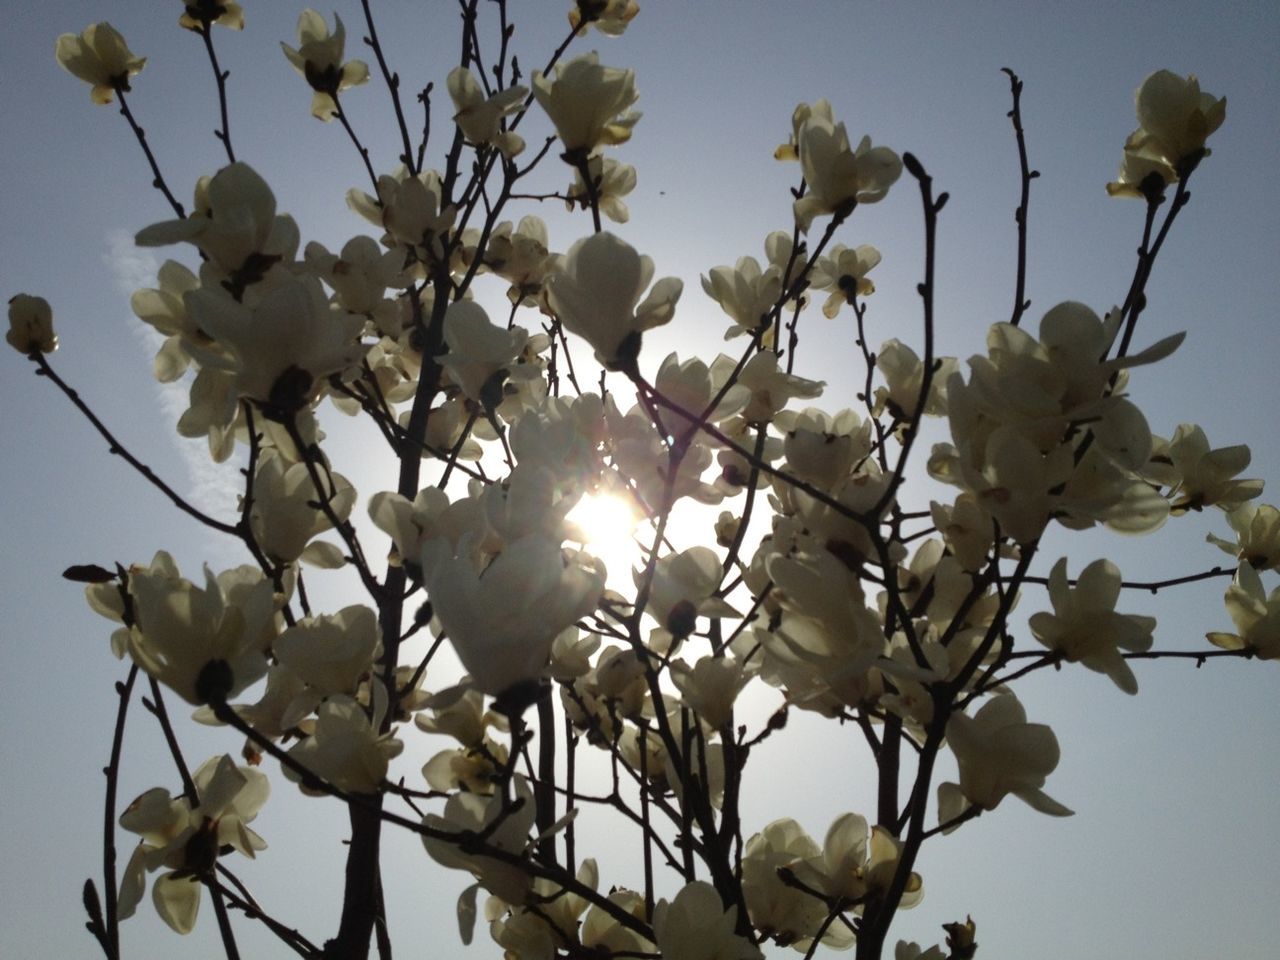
<box><xmin>567</xmin><ymin>490</ymin><xmax>642</xmax><ymax>588</ymax></box>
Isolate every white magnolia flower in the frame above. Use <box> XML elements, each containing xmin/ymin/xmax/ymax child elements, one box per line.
<box><xmin>566</xmin><ymin>155</ymin><xmax>637</xmax><ymax>223</ymax></box>
<box><xmin>1207</xmin><ymin>563</ymin><xmax>1280</xmax><ymax>660</ymax></box>
<box><xmin>118</xmin><ymin>755</ymin><xmax>268</xmax><ymax>934</ymax></box>
<box><xmin>55</xmin><ymin>22</ymin><xmax>145</xmax><ymax>103</ymax></box>
<box><xmin>811</xmin><ymin>243</ymin><xmax>882</xmax><ymax>316</ymax></box>
<box><xmin>125</xmin><ymin>552</ymin><xmax>277</xmax><ymax>705</ymax></box>
<box><xmin>1108</xmin><ymin>70</ymin><xmax>1225</xmax><ymax>196</ymax></box>
<box><xmin>273</xmin><ymin>605</ymin><xmax>379</xmax><ymax>696</ymax></box>
<box><xmin>546</xmin><ymin>231</ymin><xmax>681</xmax><ymax>371</ymax></box>
<box><xmin>439</xmin><ymin>300</ymin><xmax>532</xmax><ymax>405</ymax></box>
<box><xmin>249</xmin><ymin>450</ymin><xmax>355</xmax><ymax>566</ymax></box>
<box><xmin>422</xmin><ymin>775</ymin><xmax>538</xmax><ymax>903</ymax></box>
<box><xmin>281</xmin><ymin>10</ymin><xmax>369</xmax><ymax>120</ymax></box>
<box><xmin>532</xmin><ymin>52</ymin><xmax>640</xmax><ymax>155</ymax></box>
<box><xmin>447</xmin><ymin>66</ymin><xmax>527</xmax><ymax>157</ymax></box>
<box><xmin>421</xmin><ymin>533</ymin><xmax>604</xmax><ymax>702</ymax></box>
<box><xmin>793</xmin><ymin>111</ymin><xmax>902</xmax><ymax>232</ymax></box>
<box><xmin>285</xmin><ymin>695</ymin><xmax>403</xmax><ymax>794</ymax></box>
<box><xmin>1207</xmin><ymin>504</ymin><xmax>1280</xmax><ymax>571</ymax></box>
<box><xmin>946</xmin><ymin>693</ymin><xmax>1072</xmax><ymax>816</ymax></box>
<box><xmin>568</xmin><ymin>0</ymin><xmax>640</xmax><ymax>36</ymax></box>
<box><xmin>136</xmin><ymin>163</ymin><xmax>299</xmax><ymax>281</ymax></box>
<box><xmin>652</xmin><ymin>881</ymin><xmax>764</xmax><ymax>960</ymax></box>
<box><xmin>701</xmin><ymin>255</ymin><xmax>783</xmax><ymax>338</ymax></box>
<box><xmin>1029</xmin><ymin>558</ymin><xmax>1155</xmax><ymax>694</ymax></box>
<box><xmin>185</xmin><ymin>272</ymin><xmax>365</xmax><ymax>409</ymax></box>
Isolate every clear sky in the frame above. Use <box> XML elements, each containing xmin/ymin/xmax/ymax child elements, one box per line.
<box><xmin>2</xmin><ymin>1</ymin><xmax>1278</xmax><ymax>958</ymax></box>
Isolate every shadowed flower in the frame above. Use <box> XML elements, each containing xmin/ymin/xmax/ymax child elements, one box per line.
<box><xmin>532</xmin><ymin>52</ymin><xmax>640</xmax><ymax>156</ymax></box>
<box><xmin>1107</xmin><ymin>70</ymin><xmax>1225</xmax><ymax>196</ymax></box>
<box><xmin>946</xmin><ymin>693</ymin><xmax>1072</xmax><ymax>816</ymax></box>
<box><xmin>792</xmin><ymin>109</ymin><xmax>901</xmax><ymax>232</ymax></box>
<box><xmin>1029</xmin><ymin>557</ymin><xmax>1155</xmax><ymax>694</ymax></box>
<box><xmin>421</xmin><ymin>533</ymin><xmax>604</xmax><ymax>701</ymax></box>
<box><xmin>546</xmin><ymin>231</ymin><xmax>681</xmax><ymax>371</ymax></box>
<box><xmin>179</xmin><ymin>1</ymin><xmax>245</xmax><ymax>31</ymax></box>
<box><xmin>653</xmin><ymin>881</ymin><xmax>764</xmax><ymax>960</ymax></box>
<box><xmin>56</xmin><ymin>23</ymin><xmax>145</xmax><ymax>103</ymax></box>
<box><xmin>125</xmin><ymin>552</ymin><xmax>277</xmax><ymax>706</ymax></box>
<box><xmin>448</xmin><ymin>66</ymin><xmax>527</xmax><ymax>157</ymax></box>
<box><xmin>569</xmin><ymin>0</ymin><xmax>640</xmax><ymax>36</ymax></box>
<box><xmin>281</xmin><ymin>10</ymin><xmax>369</xmax><ymax>120</ymax></box>
<box><xmin>6</xmin><ymin>294</ymin><xmax>57</xmax><ymax>355</ymax></box>
<box><xmin>1207</xmin><ymin>563</ymin><xmax>1280</xmax><ymax>660</ymax></box>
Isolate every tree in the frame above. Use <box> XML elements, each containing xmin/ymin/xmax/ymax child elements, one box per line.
<box><xmin>4</xmin><ymin>2</ymin><xmax>1277</xmax><ymax>958</ymax></box>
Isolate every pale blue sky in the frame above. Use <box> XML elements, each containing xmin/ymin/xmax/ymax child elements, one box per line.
<box><xmin>2</xmin><ymin>2</ymin><xmax>1278</xmax><ymax>958</ymax></box>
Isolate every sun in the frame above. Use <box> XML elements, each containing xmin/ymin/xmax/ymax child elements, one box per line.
<box><xmin>566</xmin><ymin>489</ymin><xmax>643</xmax><ymax>587</ymax></box>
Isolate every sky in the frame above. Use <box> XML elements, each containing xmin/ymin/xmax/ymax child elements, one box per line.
<box><xmin>2</xmin><ymin>1</ymin><xmax>1278</xmax><ymax>958</ymax></box>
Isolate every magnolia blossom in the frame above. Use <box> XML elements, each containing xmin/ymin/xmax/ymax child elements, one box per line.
<box><xmin>118</xmin><ymin>755</ymin><xmax>268</xmax><ymax>934</ymax></box>
<box><xmin>652</xmin><ymin>881</ymin><xmax>764</xmax><ymax>960</ymax></box>
<box><xmin>273</xmin><ymin>604</ymin><xmax>379</xmax><ymax>696</ymax></box>
<box><xmin>55</xmin><ymin>22</ymin><xmax>145</xmax><ymax>103</ymax></box>
<box><xmin>1207</xmin><ymin>503</ymin><xmax>1280</xmax><ymax>571</ymax></box>
<box><xmin>930</xmin><ymin>493</ymin><xmax>995</xmax><ymax>573</ymax></box>
<box><xmin>763</xmin><ymin>549</ymin><xmax>887</xmax><ymax>708</ymax></box>
<box><xmin>546</xmin><ymin>231</ymin><xmax>682</xmax><ymax>370</ymax></box>
<box><xmin>249</xmin><ymin>450</ymin><xmax>355</xmax><ymax>566</ymax></box>
<box><xmin>448</xmin><ymin>66</ymin><xmax>527</xmax><ymax>157</ymax></box>
<box><xmin>439</xmin><ymin>300</ymin><xmax>532</xmax><ymax>405</ymax></box>
<box><xmin>281</xmin><ymin>10</ymin><xmax>369</xmax><ymax>120</ymax></box>
<box><xmin>1159</xmin><ymin>424</ymin><xmax>1263</xmax><ymax>513</ymax></box>
<box><xmin>569</xmin><ymin>0</ymin><xmax>640</xmax><ymax>36</ymax></box>
<box><xmin>640</xmin><ymin>546</ymin><xmax>738</xmax><ymax>641</ymax></box>
<box><xmin>776</xmin><ymin>407</ymin><xmax>867</xmax><ymax>488</ymax></box>
<box><xmin>811</xmin><ymin>243</ymin><xmax>882</xmax><ymax>316</ymax></box>
<box><xmin>874</xmin><ymin>340</ymin><xmax>955</xmax><ymax>421</ymax></box>
<box><xmin>704</xmin><ymin>257</ymin><xmax>786</xmax><ymax>343</ymax></box>
<box><xmin>125</xmin><ymin>552</ymin><xmax>277</xmax><ymax>705</ymax></box>
<box><xmin>719</xmin><ymin>351</ymin><xmax>824</xmax><ymax>425</ymax></box>
<box><xmin>485</xmin><ymin>216</ymin><xmax>554</xmax><ymax>304</ymax></box>
<box><xmin>566</xmin><ymin>155</ymin><xmax>637</xmax><ymax>223</ymax></box>
<box><xmin>1132</xmin><ymin>71</ymin><xmax>1226</xmax><ymax>162</ymax></box>
<box><xmin>186</xmin><ymin>272</ymin><xmax>365</xmax><ymax>409</ymax></box>
<box><xmin>1207</xmin><ymin>563</ymin><xmax>1280</xmax><ymax>659</ymax></box>
<box><xmin>582</xmin><ymin>889</ymin><xmax>654</xmax><ymax>956</ymax></box>
<box><xmin>131</xmin><ymin>260</ymin><xmax>204</xmax><ymax>381</ymax></box>
<box><xmin>6</xmin><ymin>294</ymin><xmax>57</xmax><ymax>354</ymax></box>
<box><xmin>1108</xmin><ymin>70</ymin><xmax>1225</xmax><ymax>196</ymax></box>
<box><xmin>136</xmin><ymin>162</ymin><xmax>300</xmax><ymax>280</ymax></box>
<box><xmin>421</xmin><ymin>533</ymin><xmax>604</xmax><ymax>701</ymax></box>
<box><xmin>946</xmin><ymin>693</ymin><xmax>1072</xmax><ymax>815</ymax></box>
<box><xmin>792</xmin><ymin>109</ymin><xmax>902</xmax><ymax>232</ymax></box>
<box><xmin>532</xmin><ymin>52</ymin><xmax>640</xmax><ymax>155</ymax></box>
<box><xmin>741</xmin><ymin>819</ymin><xmax>837</xmax><ymax>949</ymax></box>
<box><xmin>1029</xmin><ymin>558</ymin><xmax>1155</xmax><ymax>694</ymax></box>
<box><xmin>670</xmin><ymin>656</ymin><xmax>751</xmax><ymax>730</ymax></box>
<box><xmin>489</xmin><ymin>860</ymin><xmax>600</xmax><ymax>957</ymax></box>
<box><xmin>789</xmin><ymin>813</ymin><xmax>923</xmax><ymax>911</ymax></box>
<box><xmin>304</xmin><ymin>235</ymin><xmax>407</xmax><ymax>325</ymax></box>
<box><xmin>179</xmin><ymin>1</ymin><xmax>245</xmax><ymax>31</ymax></box>
<box><xmin>286</xmin><ymin>695</ymin><xmax>404</xmax><ymax>794</ymax></box>
<box><xmin>369</xmin><ymin>486</ymin><xmax>452</xmax><ymax>568</ymax></box>
<box><xmin>348</xmin><ymin>167</ymin><xmax>456</xmax><ymax>268</ymax></box>
<box><xmin>423</xmin><ymin>775</ymin><xmax>538</xmax><ymax>904</ymax></box>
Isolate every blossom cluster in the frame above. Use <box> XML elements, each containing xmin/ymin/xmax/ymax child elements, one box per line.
<box><xmin>10</xmin><ymin>6</ymin><xmax>1271</xmax><ymax>960</ymax></box>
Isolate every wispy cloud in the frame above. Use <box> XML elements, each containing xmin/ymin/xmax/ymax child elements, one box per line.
<box><xmin>104</xmin><ymin>229</ymin><xmax>244</xmax><ymax>533</ymax></box>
